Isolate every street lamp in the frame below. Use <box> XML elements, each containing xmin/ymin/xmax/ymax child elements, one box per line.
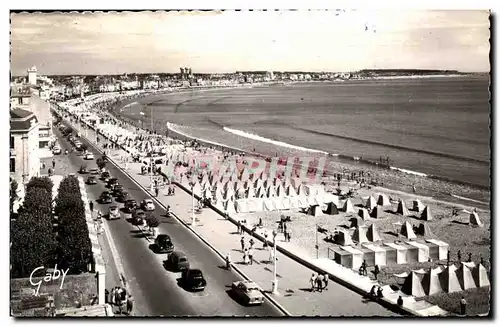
<box><xmin>271</xmin><ymin>230</ymin><xmax>279</xmax><ymax>294</ymax></box>
<box><xmin>190</xmin><ymin>181</ymin><xmax>196</xmax><ymax>226</ymax></box>
<box><xmin>150</xmin><ymin>156</ymin><xmax>154</xmax><ymax>193</ymax></box>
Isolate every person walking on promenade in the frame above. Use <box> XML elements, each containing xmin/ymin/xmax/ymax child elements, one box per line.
<box><xmin>155</xmin><ymin>187</ymin><xmax>159</xmax><ymax>197</ymax></box>
<box><xmin>323</xmin><ymin>274</ymin><xmax>328</xmax><ymax>290</ymax></box>
<box><xmin>89</xmin><ymin>200</ymin><xmax>94</xmax><ymax>213</ymax></box>
<box><xmin>310</xmin><ymin>274</ymin><xmax>317</xmax><ymax>292</ymax></box>
<box><xmin>240</xmin><ymin>237</ymin><xmax>245</xmax><ymax>252</ymax></box>
<box><xmin>317</xmin><ymin>274</ymin><xmax>324</xmax><ymax>292</ymax></box>
<box><xmin>226</xmin><ymin>253</ymin><xmax>232</xmax><ymax>271</ymax></box>
<box><xmin>52</xmin><ymin>159</ymin><xmax>56</xmax><ymax>169</ymax></box>
<box><xmin>397</xmin><ymin>296</ymin><xmax>404</xmax><ymax>306</ymax></box>
<box><xmin>243</xmin><ymin>249</ymin><xmax>249</xmax><ymax>265</ymax></box>
<box><xmin>263</xmin><ymin>233</ymin><xmax>268</xmax><ymax>249</ymax></box>
<box><xmin>126</xmin><ymin>295</ymin><xmax>134</xmax><ymax>316</ymax></box>
<box><xmin>237</xmin><ymin>220</ymin><xmax>241</xmax><ymax>234</ymax></box>
<box><xmin>249</xmin><ymin>238</ymin><xmax>254</xmax><ymax>249</ymax></box>
<box><xmin>460</xmin><ymin>296</ymin><xmax>467</xmax><ymax>315</ymax></box>
<box><xmin>457</xmin><ymin>250</ymin><xmax>462</xmax><ymax>262</ymax></box>
<box><xmin>373</xmin><ymin>265</ymin><xmax>380</xmax><ymax>280</ymax></box>
<box><xmin>248</xmin><ymin>248</ymin><xmax>254</xmax><ymax>265</ymax></box>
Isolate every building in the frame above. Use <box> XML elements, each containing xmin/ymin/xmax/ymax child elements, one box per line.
<box><xmin>10</xmin><ymin>109</ymin><xmax>40</xmax><ymax>185</ymax></box>
<box><xmin>27</xmin><ymin>66</ymin><xmax>37</xmax><ymax>85</ymax></box>
<box><xmin>10</xmin><ymin>86</ymin><xmax>32</xmax><ymax>109</ymax></box>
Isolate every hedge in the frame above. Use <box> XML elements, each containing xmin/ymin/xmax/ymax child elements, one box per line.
<box><xmin>54</xmin><ymin>176</ymin><xmax>92</xmax><ymax>274</ymax></box>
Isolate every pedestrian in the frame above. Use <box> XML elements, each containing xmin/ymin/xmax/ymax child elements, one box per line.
<box><xmin>226</xmin><ymin>253</ymin><xmax>231</xmax><ymax>271</ymax></box>
<box><xmin>248</xmin><ymin>248</ymin><xmax>254</xmax><ymax>265</ymax></box>
<box><xmin>370</xmin><ymin>285</ymin><xmax>377</xmax><ymax>297</ymax></box>
<box><xmin>243</xmin><ymin>250</ymin><xmax>249</xmax><ymax>265</ymax></box>
<box><xmin>480</xmin><ymin>256</ymin><xmax>484</xmax><ymax>266</ymax></box>
<box><xmin>397</xmin><ymin>296</ymin><xmax>403</xmax><ymax>306</ymax></box>
<box><xmin>89</xmin><ymin>200</ymin><xmax>94</xmax><ymax>213</ymax></box>
<box><xmin>377</xmin><ymin>286</ymin><xmax>383</xmax><ymax>298</ymax></box>
<box><xmin>52</xmin><ymin>159</ymin><xmax>56</xmax><ymax>169</ymax></box>
<box><xmin>310</xmin><ymin>274</ymin><xmax>317</xmax><ymax>292</ymax></box>
<box><xmin>467</xmin><ymin>252</ymin><xmax>472</xmax><ymax>263</ymax></box>
<box><xmin>460</xmin><ymin>296</ymin><xmax>467</xmax><ymax>315</ymax></box>
<box><xmin>126</xmin><ymin>295</ymin><xmax>134</xmax><ymax>315</ymax></box>
<box><xmin>317</xmin><ymin>274</ymin><xmax>324</xmax><ymax>292</ymax></box>
<box><xmin>104</xmin><ymin>289</ymin><xmax>109</xmax><ymax>304</ymax></box>
<box><xmin>240</xmin><ymin>237</ymin><xmax>245</xmax><ymax>252</ymax></box>
<box><xmin>249</xmin><ymin>238</ymin><xmax>255</xmax><ymax>249</ymax></box>
<box><xmin>373</xmin><ymin>265</ymin><xmax>380</xmax><ymax>280</ymax></box>
<box><xmin>155</xmin><ymin>187</ymin><xmax>159</xmax><ymax>197</ymax></box>
<box><xmin>263</xmin><ymin>233</ymin><xmax>268</xmax><ymax>249</ymax></box>
<box><xmin>237</xmin><ymin>220</ymin><xmax>241</xmax><ymax>234</ymax></box>
<box><xmin>323</xmin><ymin>274</ymin><xmax>328</xmax><ymax>290</ymax></box>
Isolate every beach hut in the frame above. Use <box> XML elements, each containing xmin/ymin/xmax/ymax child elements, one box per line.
<box><xmin>361</xmin><ymin>243</ymin><xmax>387</xmax><ymax>266</ymax></box>
<box><xmin>370</xmin><ymin>205</ymin><xmax>385</xmax><ymax>219</ymax></box>
<box><xmin>340</xmin><ymin>246</ymin><xmax>364</xmax><ymax>270</ymax></box>
<box><xmin>405</xmin><ymin>241</ymin><xmax>430</xmax><ymax>262</ymax></box>
<box><xmin>286</xmin><ymin>184</ymin><xmax>297</xmax><ymax>197</ymax></box>
<box><xmin>358</xmin><ymin>208</ymin><xmax>370</xmax><ymax>220</ymax></box>
<box><xmin>366</xmin><ymin>224</ymin><xmax>382</xmax><ymax>242</ymax></box>
<box><xmin>469</xmin><ymin>211</ymin><xmax>483</xmax><ymax>227</ymax></box>
<box><xmin>400</xmin><ymin>221</ymin><xmax>417</xmax><ymax>240</ymax></box>
<box><xmin>421</xmin><ymin>267</ymin><xmax>444</xmax><ymax>296</ymax></box>
<box><xmin>384</xmin><ymin>242</ymin><xmax>407</xmax><ymax>264</ymax></box>
<box><xmin>401</xmin><ymin>271</ymin><xmax>426</xmax><ymax>298</ymax></box>
<box><xmin>335</xmin><ymin>230</ymin><xmax>355</xmax><ymax>246</ymax></box>
<box><xmin>352</xmin><ymin>226</ymin><xmax>369</xmax><ymax>244</ymax></box>
<box><xmin>308</xmin><ymin>205</ymin><xmax>322</xmax><ymax>217</ymax></box>
<box><xmin>396</xmin><ymin>200</ymin><xmax>410</xmax><ymax>216</ymax></box>
<box><xmin>324</xmin><ymin>202</ymin><xmax>339</xmax><ymax>215</ymax></box>
<box><xmin>425</xmin><ymin>239</ymin><xmax>449</xmax><ymax>261</ymax></box>
<box><xmin>421</xmin><ymin>206</ymin><xmax>433</xmax><ymax>221</ymax></box>
<box><xmin>472</xmin><ymin>263</ymin><xmax>490</xmax><ymax>288</ymax></box>
<box><xmin>365</xmin><ymin>196</ymin><xmax>377</xmax><ymax>211</ymax></box>
<box><xmin>413</xmin><ymin>199</ymin><xmax>425</xmax><ymax>212</ymax></box>
<box><xmin>439</xmin><ymin>264</ymin><xmax>461</xmax><ymax>293</ymax></box>
<box><xmin>416</xmin><ymin>223</ymin><xmax>435</xmax><ymax>238</ymax></box>
<box><xmin>342</xmin><ymin>199</ymin><xmax>355</xmax><ymax>213</ymax></box>
<box><xmin>456</xmin><ymin>263</ymin><xmax>476</xmax><ymax>291</ymax></box>
<box><xmin>236</xmin><ymin>200</ymin><xmax>248</xmax><ymax>213</ymax></box>
<box><xmin>377</xmin><ymin>193</ymin><xmax>391</xmax><ymax>207</ymax></box>
<box><xmin>333</xmin><ymin>247</ymin><xmax>352</xmax><ymax>267</ymax></box>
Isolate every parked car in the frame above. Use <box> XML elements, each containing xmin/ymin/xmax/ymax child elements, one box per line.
<box><xmin>84</xmin><ymin>152</ymin><xmax>94</xmax><ymax>160</ymax></box>
<box><xmin>101</xmin><ymin>171</ymin><xmax>110</xmax><ymax>180</ymax></box>
<box><xmin>132</xmin><ymin>209</ymin><xmax>146</xmax><ymax>225</ymax></box>
<box><xmin>108</xmin><ymin>205</ymin><xmax>120</xmax><ymax>220</ymax></box>
<box><xmin>116</xmin><ymin>191</ymin><xmax>130</xmax><ymax>203</ymax></box>
<box><xmin>99</xmin><ymin>191</ymin><xmax>113</xmax><ymax>204</ymax></box>
<box><xmin>52</xmin><ymin>147</ymin><xmax>61</xmax><ymax>155</ymax></box>
<box><xmin>112</xmin><ymin>184</ymin><xmax>124</xmax><ymax>196</ymax></box>
<box><xmin>154</xmin><ymin>234</ymin><xmax>174</xmax><ymax>254</ymax></box>
<box><xmin>181</xmin><ymin>269</ymin><xmax>207</xmax><ymax>291</ymax></box>
<box><xmin>107</xmin><ymin>178</ymin><xmax>118</xmax><ymax>189</ymax></box>
<box><xmin>167</xmin><ymin>251</ymin><xmax>190</xmax><ymax>272</ymax></box>
<box><xmin>231</xmin><ymin>281</ymin><xmax>264</xmax><ymax>306</ymax></box>
<box><xmin>90</xmin><ymin>168</ymin><xmax>99</xmax><ymax>175</ymax></box>
<box><xmin>141</xmin><ymin>199</ymin><xmax>155</xmax><ymax>211</ymax></box>
<box><xmin>79</xmin><ymin>166</ymin><xmax>89</xmax><ymax>174</ymax></box>
<box><xmin>86</xmin><ymin>176</ymin><xmax>97</xmax><ymax>185</ymax></box>
<box><xmin>124</xmin><ymin>199</ymin><xmax>137</xmax><ymax>212</ymax></box>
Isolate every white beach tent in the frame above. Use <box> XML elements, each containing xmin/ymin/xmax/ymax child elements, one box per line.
<box><xmin>470</xmin><ymin>211</ymin><xmax>483</xmax><ymax>227</ymax></box>
<box><xmin>256</xmin><ymin>186</ymin><xmax>266</xmax><ymax>198</ymax></box>
<box><xmin>343</xmin><ymin>199</ymin><xmax>355</xmax><ymax>213</ymax></box>
<box><xmin>246</xmin><ymin>187</ymin><xmax>255</xmax><ymax>199</ymax></box>
<box><xmin>286</xmin><ymin>184</ymin><xmax>297</xmax><ymax>197</ymax></box>
<box><xmin>413</xmin><ymin>199</ymin><xmax>425</xmax><ymax>212</ymax></box>
<box><xmin>397</xmin><ymin>200</ymin><xmax>411</xmax><ymax>216</ymax></box>
<box><xmin>456</xmin><ymin>263</ymin><xmax>477</xmax><ymax>291</ymax></box>
<box><xmin>472</xmin><ymin>263</ymin><xmax>490</xmax><ymax>288</ymax></box>
<box><xmin>421</xmin><ymin>206</ymin><xmax>433</xmax><ymax>221</ymax></box>
<box><xmin>402</xmin><ymin>271</ymin><xmax>426</xmax><ymax>298</ymax></box>
<box><xmin>276</xmin><ymin>184</ymin><xmax>286</xmax><ymax>197</ymax></box>
<box><xmin>422</xmin><ymin>267</ymin><xmax>444</xmax><ymax>296</ymax></box>
<box><xmin>352</xmin><ymin>226</ymin><xmax>369</xmax><ymax>244</ymax></box>
<box><xmin>377</xmin><ymin>193</ymin><xmax>391</xmax><ymax>207</ymax></box>
<box><xmin>358</xmin><ymin>208</ymin><xmax>370</xmax><ymax>220</ymax></box>
<box><xmin>225</xmin><ymin>200</ymin><xmax>236</xmax><ymax>214</ymax></box>
<box><xmin>400</xmin><ymin>221</ymin><xmax>417</xmax><ymax>240</ymax></box>
<box><xmin>365</xmin><ymin>195</ymin><xmax>377</xmax><ymax>211</ymax></box>
<box><xmin>439</xmin><ymin>264</ymin><xmax>462</xmax><ymax>293</ymax></box>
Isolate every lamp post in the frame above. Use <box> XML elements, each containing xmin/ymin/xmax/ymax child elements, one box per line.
<box><xmin>150</xmin><ymin>156</ymin><xmax>154</xmax><ymax>193</ymax></box>
<box><xmin>271</xmin><ymin>230</ymin><xmax>279</xmax><ymax>294</ymax></box>
<box><xmin>190</xmin><ymin>181</ymin><xmax>196</xmax><ymax>226</ymax></box>
<box><xmin>315</xmin><ymin>224</ymin><xmax>319</xmax><ymax>259</ymax></box>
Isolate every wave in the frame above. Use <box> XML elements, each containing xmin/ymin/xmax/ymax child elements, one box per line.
<box><xmin>223</xmin><ymin>127</ymin><xmax>330</xmax><ymax>155</ymax></box>
<box><xmin>451</xmin><ymin>194</ymin><xmax>489</xmax><ymax>205</ymax></box>
<box><xmin>121</xmin><ymin>101</ymin><xmax>139</xmax><ymax>110</ymax></box>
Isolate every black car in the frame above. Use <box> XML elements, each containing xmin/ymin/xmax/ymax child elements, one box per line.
<box><xmin>99</xmin><ymin>191</ymin><xmax>113</xmax><ymax>204</ymax></box>
<box><xmin>112</xmin><ymin>184</ymin><xmax>124</xmax><ymax>196</ymax></box>
<box><xmin>79</xmin><ymin>166</ymin><xmax>89</xmax><ymax>174</ymax></box>
<box><xmin>86</xmin><ymin>176</ymin><xmax>97</xmax><ymax>185</ymax></box>
<box><xmin>132</xmin><ymin>209</ymin><xmax>146</xmax><ymax>225</ymax></box>
<box><xmin>101</xmin><ymin>171</ymin><xmax>110</xmax><ymax>180</ymax></box>
<box><xmin>124</xmin><ymin>199</ymin><xmax>137</xmax><ymax>212</ymax></box>
<box><xmin>107</xmin><ymin>178</ymin><xmax>118</xmax><ymax>189</ymax></box>
<box><xmin>181</xmin><ymin>269</ymin><xmax>207</xmax><ymax>291</ymax></box>
<box><xmin>166</xmin><ymin>251</ymin><xmax>190</xmax><ymax>272</ymax></box>
<box><xmin>116</xmin><ymin>191</ymin><xmax>130</xmax><ymax>203</ymax></box>
<box><xmin>155</xmin><ymin>234</ymin><xmax>174</xmax><ymax>254</ymax></box>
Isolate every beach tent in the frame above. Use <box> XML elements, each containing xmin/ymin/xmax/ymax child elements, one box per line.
<box><xmin>244</xmin><ymin>180</ymin><xmax>252</xmax><ymax>190</ymax></box>
<box><xmin>469</xmin><ymin>211</ymin><xmax>483</xmax><ymax>227</ymax></box>
<box><xmin>224</xmin><ymin>200</ymin><xmax>236</xmax><ymax>214</ymax></box>
<box><xmin>400</xmin><ymin>221</ymin><xmax>417</xmax><ymax>240</ymax></box>
<box><xmin>416</xmin><ymin>223</ymin><xmax>435</xmax><ymax>238</ymax></box>
<box><xmin>349</xmin><ymin>217</ymin><xmax>365</xmax><ymax>229</ymax></box>
<box><xmin>456</xmin><ymin>263</ymin><xmax>476</xmax><ymax>291</ymax></box>
<box><xmin>365</xmin><ymin>196</ymin><xmax>377</xmax><ymax>211</ymax></box>
<box><xmin>413</xmin><ymin>199</ymin><xmax>425</xmax><ymax>212</ymax></box>
<box><xmin>291</xmin><ymin>177</ymin><xmax>302</xmax><ymax>189</ymax></box>
<box><xmin>358</xmin><ymin>208</ymin><xmax>370</xmax><ymax>220</ymax></box>
<box><xmin>263</xmin><ymin>199</ymin><xmax>276</xmax><ymax>212</ymax></box>
<box><xmin>254</xmin><ymin>179</ymin><xmax>264</xmax><ymax>189</ymax></box>
<box><xmin>240</xmin><ymin>169</ymin><xmax>250</xmax><ymax>182</ymax></box>
<box><xmin>439</xmin><ymin>264</ymin><xmax>462</xmax><ymax>293</ymax></box>
<box><xmin>297</xmin><ymin>196</ymin><xmax>309</xmax><ymax>208</ymax></box>
<box><xmin>308</xmin><ymin>196</ymin><xmax>321</xmax><ymax>206</ymax></box>
<box><xmin>366</xmin><ymin>224</ymin><xmax>382</xmax><ymax>242</ymax></box>
<box><xmin>401</xmin><ymin>271</ymin><xmax>426</xmax><ymax>298</ymax></box>
<box><xmin>472</xmin><ymin>263</ymin><xmax>490</xmax><ymax>288</ymax></box>
<box><xmin>308</xmin><ymin>205</ymin><xmax>322</xmax><ymax>217</ymax></box>
<box><xmin>421</xmin><ymin>206</ymin><xmax>433</xmax><ymax>221</ymax></box>
<box><xmin>377</xmin><ymin>193</ymin><xmax>391</xmax><ymax>207</ymax></box>
<box><xmin>352</xmin><ymin>226</ymin><xmax>369</xmax><ymax>244</ymax></box>
<box><xmin>324</xmin><ymin>202</ymin><xmax>339</xmax><ymax>215</ymax></box>
<box><xmin>256</xmin><ymin>187</ymin><xmax>266</xmax><ymax>198</ymax></box>
<box><xmin>274</xmin><ymin>198</ymin><xmax>286</xmax><ymax>211</ymax></box>
<box><xmin>202</xmin><ymin>188</ymin><xmax>212</xmax><ymax>200</ymax></box>
<box><xmin>267</xmin><ymin>186</ymin><xmax>277</xmax><ymax>198</ymax></box>
<box><xmin>397</xmin><ymin>200</ymin><xmax>410</xmax><ymax>216</ymax></box>
<box><xmin>323</xmin><ymin>194</ymin><xmax>340</xmax><ymax>207</ymax></box>
<box><xmin>286</xmin><ymin>184</ymin><xmax>297</xmax><ymax>197</ymax></box>
<box><xmin>246</xmin><ymin>187</ymin><xmax>255</xmax><ymax>199</ymax></box>
<box><xmin>370</xmin><ymin>205</ymin><xmax>385</xmax><ymax>219</ymax></box>
<box><xmin>343</xmin><ymin>199</ymin><xmax>355</xmax><ymax>213</ymax></box>
<box><xmin>289</xmin><ymin>197</ymin><xmax>299</xmax><ymax>209</ymax></box>
<box><xmin>296</xmin><ymin>185</ymin><xmax>306</xmax><ymax>197</ymax></box>
<box><xmin>276</xmin><ymin>185</ymin><xmax>286</xmax><ymax>197</ymax></box>
<box><xmin>336</xmin><ymin>231</ymin><xmax>354</xmax><ymax>246</ymax></box>
<box><xmin>421</xmin><ymin>267</ymin><xmax>444</xmax><ymax>296</ymax></box>
<box><xmin>236</xmin><ymin>200</ymin><xmax>248</xmax><ymax>213</ymax></box>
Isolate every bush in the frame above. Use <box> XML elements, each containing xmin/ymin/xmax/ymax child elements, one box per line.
<box><xmin>26</xmin><ymin>176</ymin><xmax>53</xmax><ymax>195</ymax></box>
<box><xmin>10</xmin><ymin>179</ymin><xmax>18</xmax><ymax>215</ymax></box>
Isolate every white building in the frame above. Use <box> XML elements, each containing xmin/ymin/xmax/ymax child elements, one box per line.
<box><xmin>10</xmin><ymin>109</ymin><xmax>40</xmax><ymax>185</ymax></box>
<box><xmin>27</xmin><ymin>66</ymin><xmax>37</xmax><ymax>85</ymax></box>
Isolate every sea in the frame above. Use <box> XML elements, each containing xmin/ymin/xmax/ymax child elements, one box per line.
<box><xmin>117</xmin><ymin>76</ymin><xmax>491</xmax><ymax>190</ymax></box>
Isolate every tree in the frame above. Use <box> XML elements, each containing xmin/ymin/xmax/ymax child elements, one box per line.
<box><xmin>146</xmin><ymin>215</ymin><xmax>159</xmax><ymax>228</ymax></box>
<box><xmin>26</xmin><ymin>176</ymin><xmax>53</xmax><ymax>194</ymax></box>
<box><xmin>96</xmin><ymin>157</ymin><xmax>107</xmax><ymax>170</ymax></box>
<box><xmin>10</xmin><ymin>179</ymin><xmax>18</xmax><ymax>215</ymax></box>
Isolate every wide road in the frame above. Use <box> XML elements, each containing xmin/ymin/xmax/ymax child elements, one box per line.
<box><xmin>54</xmin><ymin>127</ymin><xmax>283</xmax><ymax>317</ymax></box>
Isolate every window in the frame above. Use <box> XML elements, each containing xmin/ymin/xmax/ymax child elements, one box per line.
<box><xmin>10</xmin><ymin>136</ymin><xmax>14</xmax><ymax>149</ymax></box>
<box><xmin>10</xmin><ymin>158</ymin><xmax>15</xmax><ymax>173</ymax></box>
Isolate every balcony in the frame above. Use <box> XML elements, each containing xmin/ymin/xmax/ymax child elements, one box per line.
<box><xmin>10</xmin><ymin>148</ymin><xmax>15</xmax><ymax>157</ymax></box>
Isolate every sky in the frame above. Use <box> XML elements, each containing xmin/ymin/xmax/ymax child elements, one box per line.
<box><xmin>10</xmin><ymin>10</ymin><xmax>491</xmax><ymax>75</ymax></box>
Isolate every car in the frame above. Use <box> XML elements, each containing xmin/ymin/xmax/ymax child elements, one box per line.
<box><xmin>52</xmin><ymin>147</ymin><xmax>61</xmax><ymax>155</ymax></box>
<box><xmin>84</xmin><ymin>153</ymin><xmax>94</xmax><ymax>160</ymax></box>
<box><xmin>181</xmin><ymin>269</ymin><xmax>207</xmax><ymax>291</ymax></box>
<box><xmin>108</xmin><ymin>205</ymin><xmax>120</xmax><ymax>220</ymax></box>
<box><xmin>231</xmin><ymin>281</ymin><xmax>264</xmax><ymax>306</ymax></box>
<box><xmin>79</xmin><ymin>166</ymin><xmax>89</xmax><ymax>174</ymax></box>
<box><xmin>101</xmin><ymin>171</ymin><xmax>110</xmax><ymax>180</ymax></box>
<box><xmin>107</xmin><ymin>178</ymin><xmax>118</xmax><ymax>189</ymax></box>
<box><xmin>90</xmin><ymin>168</ymin><xmax>99</xmax><ymax>175</ymax></box>
<box><xmin>112</xmin><ymin>184</ymin><xmax>124</xmax><ymax>196</ymax></box>
<box><xmin>124</xmin><ymin>199</ymin><xmax>137</xmax><ymax>212</ymax></box>
<box><xmin>166</xmin><ymin>251</ymin><xmax>190</xmax><ymax>272</ymax></box>
<box><xmin>141</xmin><ymin>199</ymin><xmax>155</xmax><ymax>211</ymax></box>
<box><xmin>99</xmin><ymin>191</ymin><xmax>113</xmax><ymax>204</ymax></box>
<box><xmin>132</xmin><ymin>209</ymin><xmax>146</xmax><ymax>225</ymax></box>
<box><xmin>116</xmin><ymin>191</ymin><xmax>130</xmax><ymax>203</ymax></box>
<box><xmin>86</xmin><ymin>176</ymin><xmax>97</xmax><ymax>185</ymax></box>
<box><xmin>154</xmin><ymin>234</ymin><xmax>174</xmax><ymax>254</ymax></box>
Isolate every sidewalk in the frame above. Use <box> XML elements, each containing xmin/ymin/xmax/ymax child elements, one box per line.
<box><xmin>58</xmin><ymin>105</ymin><xmax>448</xmax><ymax>316</ymax></box>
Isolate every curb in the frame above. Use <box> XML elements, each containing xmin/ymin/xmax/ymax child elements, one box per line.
<box><xmin>63</xmin><ymin>114</ymin><xmax>291</xmax><ymax>316</ymax></box>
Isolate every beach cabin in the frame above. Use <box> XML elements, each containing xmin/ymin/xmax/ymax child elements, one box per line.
<box><xmin>405</xmin><ymin>241</ymin><xmax>430</xmax><ymax>263</ymax></box>
<box><xmin>425</xmin><ymin>239</ymin><xmax>449</xmax><ymax>260</ymax></box>
<box><xmin>361</xmin><ymin>243</ymin><xmax>387</xmax><ymax>266</ymax></box>
<box><xmin>380</xmin><ymin>243</ymin><xmax>398</xmax><ymax>265</ymax></box>
<box><xmin>340</xmin><ymin>246</ymin><xmax>364</xmax><ymax>270</ymax></box>
<box><xmin>384</xmin><ymin>242</ymin><xmax>408</xmax><ymax>264</ymax></box>
<box><xmin>332</xmin><ymin>247</ymin><xmax>352</xmax><ymax>268</ymax></box>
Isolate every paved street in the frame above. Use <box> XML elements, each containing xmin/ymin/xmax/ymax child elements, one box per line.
<box><xmin>50</xmin><ymin>127</ymin><xmax>282</xmax><ymax>317</ymax></box>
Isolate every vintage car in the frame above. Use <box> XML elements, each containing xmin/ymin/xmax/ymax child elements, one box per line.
<box><xmin>84</xmin><ymin>152</ymin><xmax>94</xmax><ymax>160</ymax></box>
<box><xmin>181</xmin><ymin>269</ymin><xmax>207</xmax><ymax>291</ymax></box>
<box><xmin>89</xmin><ymin>168</ymin><xmax>100</xmax><ymax>175</ymax></box>
<box><xmin>52</xmin><ymin>147</ymin><xmax>62</xmax><ymax>155</ymax></box>
<box><xmin>154</xmin><ymin>234</ymin><xmax>174</xmax><ymax>254</ymax></box>
<box><xmin>112</xmin><ymin>184</ymin><xmax>124</xmax><ymax>196</ymax></box>
<box><xmin>107</xmin><ymin>178</ymin><xmax>118</xmax><ymax>190</ymax></box>
<box><xmin>231</xmin><ymin>281</ymin><xmax>264</xmax><ymax>306</ymax></box>
<box><xmin>99</xmin><ymin>191</ymin><xmax>113</xmax><ymax>204</ymax></box>
<box><xmin>131</xmin><ymin>209</ymin><xmax>146</xmax><ymax>225</ymax></box>
<box><xmin>140</xmin><ymin>199</ymin><xmax>155</xmax><ymax>211</ymax></box>
<box><xmin>166</xmin><ymin>251</ymin><xmax>190</xmax><ymax>272</ymax></box>
<box><xmin>116</xmin><ymin>191</ymin><xmax>130</xmax><ymax>203</ymax></box>
<box><xmin>86</xmin><ymin>176</ymin><xmax>97</xmax><ymax>185</ymax></box>
<box><xmin>108</xmin><ymin>205</ymin><xmax>120</xmax><ymax>220</ymax></box>
<box><xmin>124</xmin><ymin>199</ymin><xmax>137</xmax><ymax>213</ymax></box>
<box><xmin>79</xmin><ymin>166</ymin><xmax>89</xmax><ymax>174</ymax></box>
